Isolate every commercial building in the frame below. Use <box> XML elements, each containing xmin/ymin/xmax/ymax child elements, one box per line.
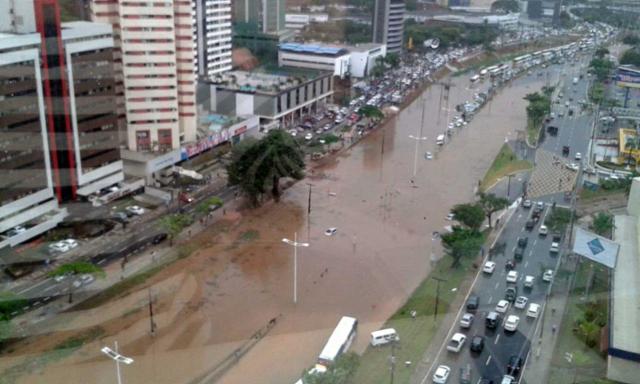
<box><xmin>284</xmin><ymin>13</ymin><xmax>329</xmax><ymax>30</ymax></box>
<box><xmin>372</xmin><ymin>0</ymin><xmax>405</xmax><ymax>54</ymax></box>
<box><xmin>192</xmin><ymin>0</ymin><xmax>233</xmax><ymax>79</ymax></box>
<box><xmin>278</xmin><ymin>43</ymin><xmax>351</xmax><ymax>78</ymax></box>
<box><xmin>426</xmin><ymin>12</ymin><xmax>520</xmax><ymax>29</ymax></box>
<box><xmin>348</xmin><ymin>43</ymin><xmax>387</xmax><ymax>78</ymax></box>
<box><xmin>0</xmin><ymin>30</ymin><xmax>68</xmax><ymax>249</ymax></box>
<box><xmin>609</xmin><ymin>177</ymin><xmax>640</xmax><ymax>383</ymax></box>
<box><xmin>91</xmin><ymin>0</ymin><xmax>198</xmax><ymax>180</ymax></box>
<box><xmin>204</xmin><ymin>69</ymin><xmax>333</xmax><ymax>129</ymax></box>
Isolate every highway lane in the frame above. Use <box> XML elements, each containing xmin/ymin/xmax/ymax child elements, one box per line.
<box><xmin>423</xmin><ymin>203</ymin><xmax>563</xmax><ymax>384</ymax></box>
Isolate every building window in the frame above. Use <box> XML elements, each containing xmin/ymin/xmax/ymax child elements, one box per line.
<box><xmin>136</xmin><ymin>130</ymin><xmax>151</xmax><ymax>151</ymax></box>
<box><xmin>158</xmin><ymin>129</ymin><xmax>173</xmax><ymax>151</ymax></box>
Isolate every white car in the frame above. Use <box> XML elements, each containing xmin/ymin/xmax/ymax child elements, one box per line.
<box><xmin>433</xmin><ymin>365</ymin><xmax>451</xmax><ymax>383</ymax></box>
<box><xmin>459</xmin><ymin>313</ymin><xmax>474</xmax><ymax>328</ymax></box>
<box><xmin>446</xmin><ymin>333</ymin><xmax>466</xmax><ymax>353</ymax></box>
<box><xmin>514</xmin><ymin>296</ymin><xmax>528</xmax><ymax>309</ymax></box>
<box><xmin>543</xmin><ymin>269</ymin><xmax>554</xmax><ymax>282</ymax></box>
<box><xmin>126</xmin><ymin>205</ymin><xmax>145</xmax><ymax>216</ymax></box>
<box><xmin>539</xmin><ymin>225</ymin><xmax>548</xmax><ymax>235</ymax></box>
<box><xmin>425</xmin><ymin>152</ymin><xmax>433</xmax><ymax>160</ymax></box>
<box><xmin>324</xmin><ymin>227</ymin><xmax>337</xmax><ymax>236</ymax></box>
<box><xmin>550</xmin><ymin>242</ymin><xmax>559</xmax><ymax>253</ymax></box>
<box><xmin>5</xmin><ymin>225</ymin><xmax>26</xmax><ymax>237</ymax></box>
<box><xmin>48</xmin><ymin>241</ymin><xmax>70</xmax><ymax>254</ymax></box>
<box><xmin>305</xmin><ymin>133</ymin><xmax>313</xmax><ymax>141</ymax></box>
<box><xmin>524</xmin><ymin>275</ymin><xmax>535</xmax><ymax>288</ymax></box>
<box><xmin>445</xmin><ymin>213</ymin><xmax>455</xmax><ymax>221</ymax></box>
<box><xmin>80</xmin><ymin>274</ymin><xmax>95</xmax><ymax>285</ymax></box>
<box><xmin>483</xmin><ymin>261</ymin><xmax>496</xmax><ymax>274</ymax></box>
<box><xmin>504</xmin><ymin>315</ymin><xmax>520</xmax><ymax>332</ymax></box>
<box><xmin>496</xmin><ymin>299</ymin><xmax>510</xmax><ymax>313</ymax></box>
<box><xmin>527</xmin><ymin>303</ymin><xmax>541</xmax><ymax>318</ymax></box>
<box><xmin>506</xmin><ymin>270</ymin><xmax>519</xmax><ymax>283</ymax></box>
<box><xmin>61</xmin><ymin>238</ymin><xmax>78</xmax><ymax>249</ymax></box>
<box><xmin>575</xmin><ymin>152</ymin><xmax>582</xmax><ymax>160</ymax></box>
<box><xmin>566</xmin><ymin>163</ymin><xmax>579</xmax><ymax>171</ymax></box>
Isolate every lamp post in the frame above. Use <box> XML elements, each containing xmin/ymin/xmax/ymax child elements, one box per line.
<box><xmin>282</xmin><ymin>232</ymin><xmax>309</xmax><ymax>304</ymax></box>
<box><xmin>409</xmin><ymin>134</ymin><xmax>428</xmax><ymax>178</ymax></box>
<box><xmin>101</xmin><ymin>341</ymin><xmax>134</xmax><ymax>384</ymax></box>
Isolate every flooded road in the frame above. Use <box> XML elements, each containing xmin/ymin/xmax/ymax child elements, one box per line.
<box><xmin>12</xmin><ymin>69</ymin><xmax>559</xmax><ymax>384</ymax></box>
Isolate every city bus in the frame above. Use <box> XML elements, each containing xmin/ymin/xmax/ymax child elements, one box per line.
<box><xmin>317</xmin><ymin>316</ymin><xmax>358</xmax><ymax>367</ymax></box>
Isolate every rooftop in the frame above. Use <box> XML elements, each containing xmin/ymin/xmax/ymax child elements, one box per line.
<box><xmin>211</xmin><ymin>67</ymin><xmax>328</xmax><ymax>94</ymax></box>
<box><xmin>279</xmin><ymin>42</ymin><xmax>348</xmax><ymax>57</ymax></box>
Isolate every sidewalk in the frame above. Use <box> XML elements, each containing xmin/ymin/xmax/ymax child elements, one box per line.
<box><xmin>523</xmin><ymin>256</ymin><xmax>575</xmax><ymax>383</ymax></box>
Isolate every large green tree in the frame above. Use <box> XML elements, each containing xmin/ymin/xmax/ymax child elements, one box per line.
<box><xmin>620</xmin><ymin>48</ymin><xmax>640</xmax><ymax>67</ymax></box>
<box><xmin>227</xmin><ymin>129</ymin><xmax>305</xmax><ymax>206</ymax></box>
<box><xmin>451</xmin><ymin>203</ymin><xmax>485</xmax><ymax>231</ymax></box>
<box><xmin>357</xmin><ymin>105</ymin><xmax>384</xmax><ymax>120</ymax></box>
<box><xmin>0</xmin><ymin>292</ymin><xmax>26</xmax><ymax>320</ymax></box>
<box><xmin>524</xmin><ymin>91</ymin><xmax>551</xmax><ymax>130</ymax></box>
<box><xmin>159</xmin><ymin>213</ymin><xmax>192</xmax><ymax>246</ymax></box>
<box><xmin>477</xmin><ymin>192</ymin><xmax>509</xmax><ymax>228</ymax></box>
<box><xmin>589</xmin><ymin>58</ymin><xmax>615</xmax><ymax>82</ymax></box>
<box><xmin>441</xmin><ymin>227</ymin><xmax>485</xmax><ymax>268</ymax></box>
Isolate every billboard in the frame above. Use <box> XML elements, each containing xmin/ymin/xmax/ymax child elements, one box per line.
<box><xmin>572</xmin><ymin>227</ymin><xmax>619</xmax><ymax>269</ymax></box>
<box><xmin>616</xmin><ymin>66</ymin><xmax>640</xmax><ymax>89</ymax></box>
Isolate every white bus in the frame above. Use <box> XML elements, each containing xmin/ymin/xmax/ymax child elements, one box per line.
<box><xmin>317</xmin><ymin>316</ymin><xmax>358</xmax><ymax>367</ymax></box>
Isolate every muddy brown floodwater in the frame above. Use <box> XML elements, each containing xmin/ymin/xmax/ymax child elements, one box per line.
<box><xmin>8</xmin><ymin>72</ymin><xmax>550</xmax><ymax>384</ymax></box>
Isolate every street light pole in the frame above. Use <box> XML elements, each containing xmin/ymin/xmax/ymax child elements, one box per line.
<box><xmin>101</xmin><ymin>341</ymin><xmax>134</xmax><ymax>384</ymax></box>
<box><xmin>282</xmin><ymin>232</ymin><xmax>309</xmax><ymax>304</ymax></box>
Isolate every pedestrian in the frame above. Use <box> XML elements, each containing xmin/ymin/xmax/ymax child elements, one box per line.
<box><xmin>552</xmin><ymin>324</ymin><xmax>557</xmax><ymax>334</ymax></box>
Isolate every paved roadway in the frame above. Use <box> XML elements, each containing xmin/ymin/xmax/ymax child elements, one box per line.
<box><xmin>421</xmin><ymin>203</ymin><xmax>562</xmax><ymax>384</ymax></box>
<box><xmin>421</xmin><ymin>55</ymin><xmax>597</xmax><ymax>384</ymax></box>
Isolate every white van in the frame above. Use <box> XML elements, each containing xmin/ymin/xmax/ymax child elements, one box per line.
<box><xmin>370</xmin><ymin>328</ymin><xmax>399</xmax><ymax>346</ymax></box>
<box><xmin>436</xmin><ymin>134</ymin><xmax>445</xmax><ymax>145</ymax></box>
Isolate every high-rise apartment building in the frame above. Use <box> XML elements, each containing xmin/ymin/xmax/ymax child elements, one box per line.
<box><xmin>192</xmin><ymin>0</ymin><xmax>233</xmax><ymax>79</ymax></box>
<box><xmin>0</xmin><ymin>0</ymin><xmax>122</xmax><ymax>201</ymax></box>
<box><xmin>91</xmin><ymin>0</ymin><xmax>197</xmax><ymax>154</ymax></box>
<box><xmin>372</xmin><ymin>0</ymin><xmax>405</xmax><ymax>54</ymax></box>
<box><xmin>234</xmin><ymin>0</ymin><xmax>286</xmax><ymax>34</ymax></box>
<box><xmin>0</xmin><ymin>30</ymin><xmax>68</xmax><ymax>248</ymax></box>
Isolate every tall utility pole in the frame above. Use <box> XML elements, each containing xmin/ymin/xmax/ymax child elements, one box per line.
<box><xmin>282</xmin><ymin>233</ymin><xmax>310</xmax><ymax>304</ymax></box>
<box><xmin>148</xmin><ymin>288</ymin><xmax>156</xmax><ymax>336</ymax></box>
<box><xmin>389</xmin><ymin>341</ymin><xmax>397</xmax><ymax>384</ymax></box>
<box><xmin>431</xmin><ymin>276</ymin><xmax>447</xmax><ymax>321</ymax></box>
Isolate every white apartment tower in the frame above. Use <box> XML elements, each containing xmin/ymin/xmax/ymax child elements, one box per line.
<box><xmin>91</xmin><ymin>0</ymin><xmax>197</xmax><ymax>153</ymax></box>
<box><xmin>193</xmin><ymin>0</ymin><xmax>233</xmax><ymax>79</ymax></box>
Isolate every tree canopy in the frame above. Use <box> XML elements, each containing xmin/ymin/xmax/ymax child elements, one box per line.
<box><xmin>47</xmin><ymin>262</ymin><xmax>105</xmax><ymax>279</ymax></box>
<box><xmin>451</xmin><ymin>203</ymin><xmax>485</xmax><ymax>231</ymax></box>
<box><xmin>159</xmin><ymin>213</ymin><xmax>192</xmax><ymax>245</ymax></box>
<box><xmin>590</xmin><ymin>212</ymin><xmax>614</xmax><ymax>237</ymax></box>
<box><xmin>0</xmin><ymin>292</ymin><xmax>26</xmax><ymax>320</ymax></box>
<box><xmin>491</xmin><ymin>0</ymin><xmax>520</xmax><ymax>13</ymax></box>
<box><xmin>594</xmin><ymin>47</ymin><xmax>609</xmax><ymax>59</ymax></box>
<box><xmin>477</xmin><ymin>192</ymin><xmax>509</xmax><ymax>228</ymax></box>
<box><xmin>357</xmin><ymin>105</ymin><xmax>384</xmax><ymax>120</ymax></box>
<box><xmin>441</xmin><ymin>227</ymin><xmax>485</xmax><ymax>268</ymax></box>
<box><xmin>227</xmin><ymin>129</ymin><xmax>305</xmax><ymax>206</ymax></box>
<box><xmin>622</xmin><ymin>34</ymin><xmax>640</xmax><ymax>46</ymax></box>
<box><xmin>524</xmin><ymin>91</ymin><xmax>551</xmax><ymax>129</ymax></box>
<box><xmin>620</xmin><ymin>48</ymin><xmax>640</xmax><ymax>67</ymax></box>
<box><xmin>589</xmin><ymin>57</ymin><xmax>615</xmax><ymax>82</ymax></box>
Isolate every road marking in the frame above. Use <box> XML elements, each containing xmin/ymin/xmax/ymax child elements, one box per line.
<box><xmin>495</xmin><ymin>334</ymin><xmax>501</xmax><ymax>345</ymax></box>
<box><xmin>512</xmin><ymin>246</ymin><xmax>517</xmax><ymax>253</ymax></box>
<box><xmin>520</xmin><ymin>227</ymin><xmax>525</xmax><ymax>232</ymax></box>
<box><xmin>488</xmin><ymin>296</ymin><xmax>493</xmax><ymax>304</ymax></box>
<box><xmin>44</xmin><ymin>285</ymin><xmax>56</xmax><ymax>292</ymax></box>
<box><xmin>486</xmin><ymin>355</ymin><xmax>492</xmax><ymax>366</ymax></box>
<box><xmin>524</xmin><ymin>261</ymin><xmax>529</xmax><ymax>268</ymax></box>
<box><xmin>495</xmin><ymin>282</ymin><xmax>500</xmax><ymax>290</ymax></box>
<box><xmin>533</xmin><ymin>239</ymin><xmax>537</xmax><ymax>247</ymax></box>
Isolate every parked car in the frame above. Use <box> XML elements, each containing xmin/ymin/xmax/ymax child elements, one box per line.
<box><xmin>550</xmin><ymin>242</ymin><xmax>559</xmax><ymax>253</ymax></box>
<box><xmin>5</xmin><ymin>225</ymin><xmax>26</xmax><ymax>237</ymax></box>
<box><xmin>324</xmin><ymin>227</ymin><xmax>337</xmax><ymax>236</ymax></box>
<box><xmin>522</xmin><ymin>199</ymin><xmax>532</xmax><ymax>209</ymax></box>
<box><xmin>112</xmin><ymin>212</ymin><xmax>129</xmax><ymax>223</ymax></box>
<box><xmin>543</xmin><ymin>269</ymin><xmax>554</xmax><ymax>282</ymax></box>
<box><xmin>126</xmin><ymin>205</ymin><xmax>145</xmax><ymax>216</ymax></box>
<box><xmin>539</xmin><ymin>225</ymin><xmax>548</xmax><ymax>236</ymax></box>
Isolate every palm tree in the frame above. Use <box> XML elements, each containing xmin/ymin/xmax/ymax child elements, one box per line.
<box><xmin>227</xmin><ymin>130</ymin><xmax>305</xmax><ymax>206</ymax></box>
